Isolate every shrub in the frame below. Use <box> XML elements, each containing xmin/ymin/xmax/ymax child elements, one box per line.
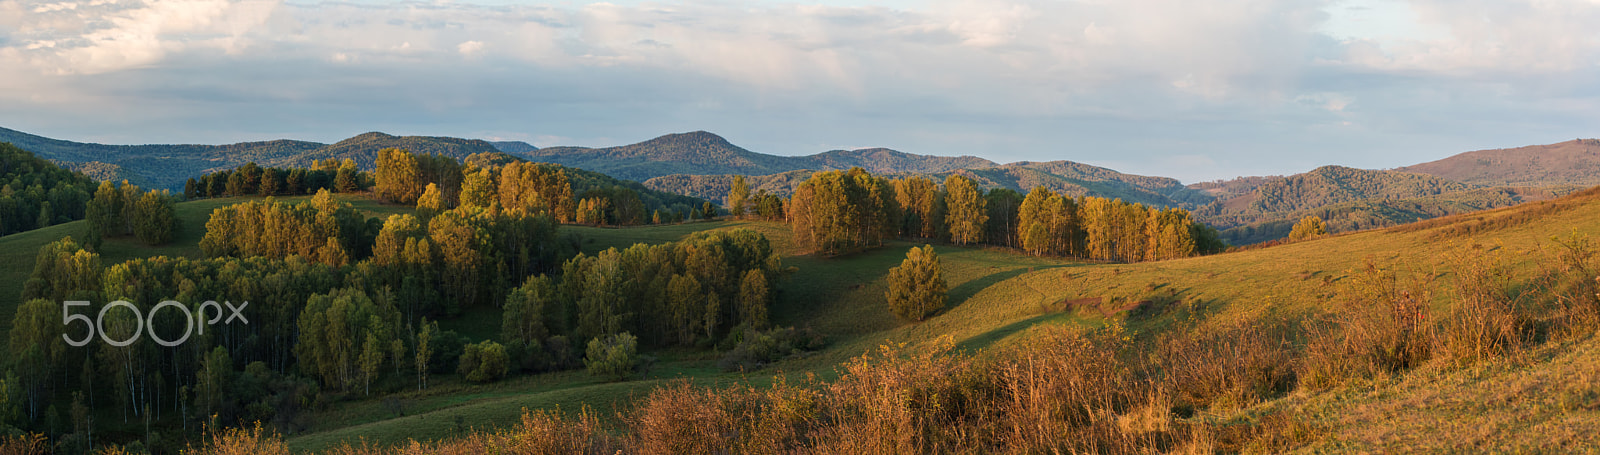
<box><xmin>585</xmin><ymin>332</ymin><xmax>642</xmax><ymax>381</ymax></box>
<box><xmin>1434</xmin><ymin>245</ymin><xmax>1536</xmax><ymax>365</ymax></box>
<box><xmin>886</xmin><ymin>245</ymin><xmax>947</xmax><ymax>321</ymax></box>
<box><xmin>1158</xmin><ymin>321</ymin><xmax>1296</xmax><ymax>411</ymax></box>
<box><xmin>1287</xmin><ymin>215</ymin><xmax>1327</xmax><ymax>241</ymax></box>
<box><xmin>717</xmin><ymin>326</ymin><xmax>826</xmax><ymax>372</ymax></box>
<box><xmin>458</xmin><ymin>340</ymin><xmax>509</xmax><ymax>383</ymax></box>
<box><xmin>1299</xmin><ymin>258</ymin><xmax>1433</xmax><ymax>389</ymax></box>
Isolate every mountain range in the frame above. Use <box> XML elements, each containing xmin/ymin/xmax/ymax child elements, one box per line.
<box><xmin>2</xmin><ymin>126</ymin><xmax>1593</xmax><ymax>244</ymax></box>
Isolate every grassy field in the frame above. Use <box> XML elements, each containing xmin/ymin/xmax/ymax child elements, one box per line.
<box><xmin>8</xmin><ymin>188</ymin><xmax>1600</xmax><ymax>452</ymax></box>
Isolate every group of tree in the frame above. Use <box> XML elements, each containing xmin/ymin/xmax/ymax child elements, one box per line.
<box><xmin>376</xmin><ymin>148</ymin><xmax>711</xmax><ymax>226</ymax></box>
<box><xmin>186</xmin><ymin>159</ymin><xmax>363</xmax><ymax>200</ymax></box>
<box><xmin>784</xmin><ymin>168</ymin><xmax>1223</xmax><ymax>261</ymax></box>
<box><xmin>85</xmin><ymin>180</ymin><xmax>179</xmax><ymax>247</ymax></box>
<box><xmin>370</xmin><ymin>205</ymin><xmax>566</xmax><ymax>320</ymax></box>
<box><xmin>0</xmin><ymin>142</ymin><xmax>96</xmax><ymax>236</ymax></box>
<box><xmin>724</xmin><ymin>175</ymin><xmax>787</xmax><ymax>222</ymax></box>
<box><xmin>787</xmin><ymin>168</ymin><xmax>899</xmax><ymax>255</ymax></box>
<box><xmin>198</xmin><ymin>189</ymin><xmax>373</xmax><ymax>266</ymax></box>
<box><xmin>499</xmin><ymin>229</ymin><xmax>782</xmax><ymax>374</ymax></box>
<box><xmin>1018</xmin><ymin>187</ymin><xmax>1224</xmax><ymax>261</ymax></box>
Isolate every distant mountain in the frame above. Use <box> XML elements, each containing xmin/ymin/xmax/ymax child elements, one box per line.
<box><xmin>524</xmin><ymin>131</ymin><xmax>995</xmax><ymax>182</ymax></box>
<box><xmin>1189</xmin><ymin>166</ymin><xmax>1577</xmax><ymax>244</ymax></box>
<box><xmin>466</xmin><ymin>151</ymin><xmax>708</xmax><ymax>215</ymax></box>
<box><xmin>0</xmin><ymin>128</ymin><xmax>503</xmax><ymax>190</ymax></box>
<box><xmin>490</xmin><ymin>141</ymin><xmax>539</xmax><ymax>155</ymax></box>
<box><xmin>1396</xmin><ymin>139</ymin><xmax>1600</xmax><ymax>187</ymax></box>
<box><xmin>274</xmin><ymin>132</ymin><xmax>503</xmax><ymax>169</ymax></box>
<box><xmin>646</xmin><ymin>160</ymin><xmax>1204</xmax><ymax>209</ymax></box>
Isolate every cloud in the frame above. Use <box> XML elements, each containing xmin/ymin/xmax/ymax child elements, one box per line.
<box><xmin>1</xmin><ymin>0</ymin><xmax>1599</xmax><ymax>182</ymax></box>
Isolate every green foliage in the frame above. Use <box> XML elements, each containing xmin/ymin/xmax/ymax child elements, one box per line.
<box><xmin>199</xmin><ymin>189</ymin><xmax>371</xmax><ymax>266</ymax></box>
<box><xmin>556</xmin><ymin>229</ymin><xmax>781</xmax><ymax>347</ymax></box>
<box><xmin>886</xmin><ymin>245</ymin><xmax>947</xmax><ymax>321</ymax></box>
<box><xmin>21</xmin><ymin>236</ymin><xmax>101</xmax><ymax>303</ymax></box>
<box><xmin>457</xmin><ymin>340</ymin><xmax>510</xmax><ymax>383</ymax></box>
<box><xmin>728</xmin><ymin>175</ymin><xmax>750</xmax><ymax>219</ymax></box>
<box><xmin>0</xmin><ymin>142</ymin><xmax>95</xmax><ymax>236</ymax></box>
<box><xmin>130</xmin><ymin>189</ymin><xmax>177</xmax><ymax>245</ymax></box>
<box><xmin>716</xmin><ymin>326</ymin><xmax>825</xmax><ymax>372</ymax></box>
<box><xmin>1288</xmin><ymin>215</ymin><xmax>1328</xmax><ymax>241</ymax></box>
<box><xmin>789</xmin><ymin>168</ymin><xmax>899</xmax><ymax>255</ymax></box>
<box><xmin>943</xmin><ymin>175</ymin><xmax>988</xmax><ymax>245</ymax></box>
<box><xmin>584</xmin><ymin>332</ymin><xmax>640</xmax><ymax>381</ymax></box>
<box><xmin>334</xmin><ymin>159</ymin><xmax>361</xmax><ymax>192</ymax></box>
<box><xmin>894</xmin><ymin>176</ymin><xmax>944</xmax><ymax>239</ymax></box>
<box><xmin>296</xmin><ymin>287</ymin><xmax>401</xmax><ymax>392</ymax></box>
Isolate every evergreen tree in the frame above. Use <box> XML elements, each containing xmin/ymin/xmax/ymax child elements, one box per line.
<box><xmin>885</xmin><ymin>245</ymin><xmax>946</xmax><ymax>321</ymax></box>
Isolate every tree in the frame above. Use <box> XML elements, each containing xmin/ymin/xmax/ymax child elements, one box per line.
<box><xmin>130</xmin><ymin>190</ymin><xmax>176</xmax><ymax>245</ymax></box>
<box><xmin>886</xmin><ymin>245</ymin><xmax>947</xmax><ymax>321</ymax></box>
<box><xmin>416</xmin><ymin>320</ymin><xmax>436</xmax><ymax>390</ymax></box>
<box><xmin>184</xmin><ymin>178</ymin><xmax>198</xmax><ymax>199</ymax></box>
<box><xmin>458</xmin><ymin>340</ymin><xmax>508</xmax><ymax>383</ymax></box>
<box><xmin>894</xmin><ymin>176</ymin><xmax>943</xmax><ymax>239</ymax></box>
<box><xmin>943</xmin><ymin>175</ymin><xmax>987</xmax><ymax>245</ymax></box>
<box><xmin>416</xmin><ymin>183</ymin><xmax>447</xmax><ymax>219</ymax></box>
<box><xmin>194</xmin><ymin>347</ymin><xmax>234</xmax><ymax>420</ymax></box>
<box><xmin>737</xmin><ymin>269</ymin><xmax>771</xmax><ymax>330</ymax></box>
<box><xmin>359</xmin><ymin>333</ymin><xmax>386</xmax><ymax>396</ymax></box>
<box><xmin>335</xmin><ymin>158</ymin><xmax>361</xmax><ymax>193</ymax></box>
<box><xmin>1289</xmin><ymin>215</ymin><xmax>1328</xmax><ymax>241</ymax></box>
<box><xmin>789</xmin><ymin>168</ymin><xmax>898</xmax><ymax>255</ymax></box>
<box><xmin>584</xmin><ymin>332</ymin><xmax>640</xmax><ymax>381</ymax></box>
<box><xmin>728</xmin><ymin>175</ymin><xmax>750</xmax><ymax>219</ymax></box>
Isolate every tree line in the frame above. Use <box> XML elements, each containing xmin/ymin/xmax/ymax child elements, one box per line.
<box><xmin>186</xmin><ymin>159</ymin><xmax>364</xmax><ymax>200</ymax></box>
<box><xmin>85</xmin><ymin>180</ymin><xmax>179</xmax><ymax>248</ymax></box>
<box><xmin>783</xmin><ymin>168</ymin><xmax>1223</xmax><ymax>260</ymax></box>
<box><xmin>0</xmin><ymin>143</ymin><xmax>97</xmax><ymax>236</ymax></box>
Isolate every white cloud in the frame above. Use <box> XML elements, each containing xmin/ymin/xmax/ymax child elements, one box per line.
<box><xmin>2</xmin><ymin>0</ymin><xmax>1600</xmax><ymax>181</ymax></box>
<box><xmin>457</xmin><ymin>40</ymin><xmax>484</xmax><ymax>56</ymax></box>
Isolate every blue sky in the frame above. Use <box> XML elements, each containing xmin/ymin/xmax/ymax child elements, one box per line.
<box><xmin>3</xmin><ymin>0</ymin><xmax>1598</xmax><ymax>183</ymax></box>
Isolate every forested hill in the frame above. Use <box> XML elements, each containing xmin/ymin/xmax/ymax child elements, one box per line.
<box><xmin>1396</xmin><ymin>139</ymin><xmax>1600</xmax><ymax>187</ymax></box>
<box><xmin>1190</xmin><ymin>165</ymin><xmax>1577</xmax><ymax>244</ymax></box>
<box><xmin>273</xmin><ymin>132</ymin><xmax>502</xmax><ymax>169</ymax></box>
<box><xmin>520</xmin><ymin>131</ymin><xmax>995</xmax><ymax>182</ymax></box>
<box><xmin>0</xmin><ymin>128</ymin><xmax>500</xmax><ymax>191</ymax></box>
<box><xmin>644</xmin><ymin>160</ymin><xmax>1198</xmax><ymax>208</ymax></box>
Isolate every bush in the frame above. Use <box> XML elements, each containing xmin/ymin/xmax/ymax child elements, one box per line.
<box><xmin>1434</xmin><ymin>245</ymin><xmax>1536</xmax><ymax>365</ymax></box>
<box><xmin>1287</xmin><ymin>215</ymin><xmax>1327</xmax><ymax>241</ymax></box>
<box><xmin>1299</xmin><ymin>258</ymin><xmax>1434</xmax><ymax>389</ymax></box>
<box><xmin>585</xmin><ymin>332</ymin><xmax>642</xmax><ymax>381</ymax></box>
<box><xmin>718</xmin><ymin>326</ymin><xmax>826</xmax><ymax>372</ymax></box>
<box><xmin>886</xmin><ymin>245</ymin><xmax>947</xmax><ymax>321</ymax></box>
<box><xmin>458</xmin><ymin>340</ymin><xmax>509</xmax><ymax>383</ymax></box>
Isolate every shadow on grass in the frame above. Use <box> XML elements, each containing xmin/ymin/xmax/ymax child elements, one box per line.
<box><xmin>955</xmin><ymin>311</ymin><xmax>1079</xmax><ymax>352</ymax></box>
<box><xmin>943</xmin><ymin>267</ymin><xmax>1035</xmax><ymax>312</ymax></box>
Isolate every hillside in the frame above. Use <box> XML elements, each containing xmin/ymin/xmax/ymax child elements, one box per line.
<box><xmin>467</xmin><ymin>151</ymin><xmax>708</xmax><ymax>215</ymax></box>
<box><xmin>64</xmin><ymin>183</ymin><xmax>1600</xmax><ymax>453</ymax></box>
<box><xmin>1398</xmin><ymin>138</ymin><xmax>1600</xmax><ymax>187</ymax></box>
<box><xmin>489</xmin><ymin>141</ymin><xmax>538</xmax><ymax>155</ymax></box>
<box><xmin>0</xmin><ymin>128</ymin><xmax>510</xmax><ymax>191</ymax></box>
<box><xmin>276</xmin><ymin>132</ymin><xmax>503</xmax><ymax>169</ymax></box>
<box><xmin>523</xmin><ymin>131</ymin><xmax>997</xmax><ymax>182</ymax></box>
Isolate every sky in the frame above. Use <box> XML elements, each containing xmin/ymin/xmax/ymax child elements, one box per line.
<box><xmin>2</xmin><ymin>0</ymin><xmax>1599</xmax><ymax>183</ymax></box>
